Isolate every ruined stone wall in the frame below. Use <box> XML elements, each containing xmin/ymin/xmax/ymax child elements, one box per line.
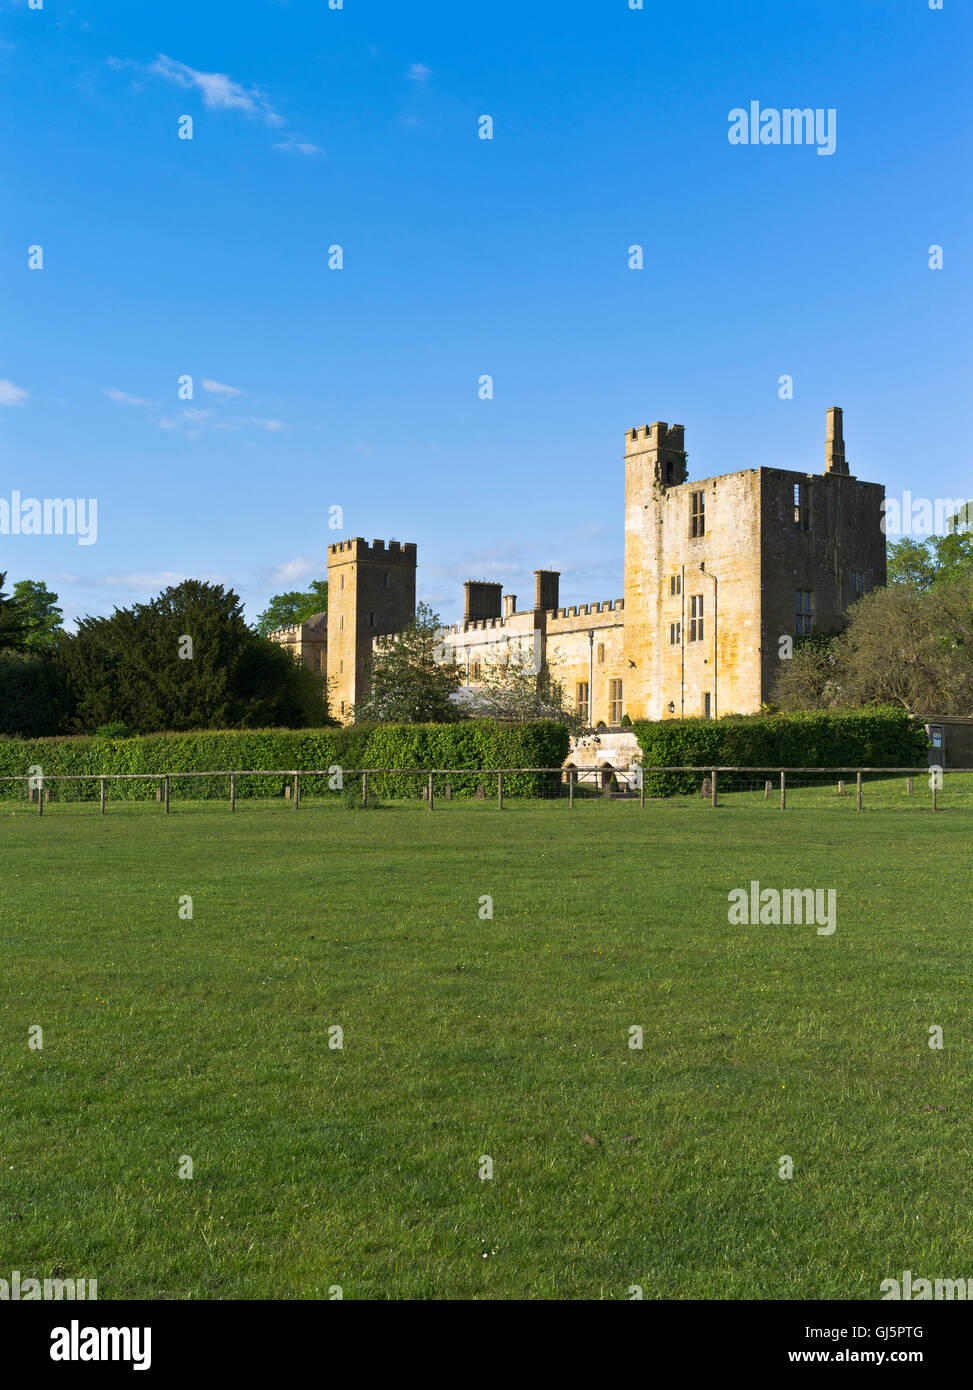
<box><xmin>759</xmin><ymin>470</ymin><xmax>886</xmax><ymax>699</ymax></box>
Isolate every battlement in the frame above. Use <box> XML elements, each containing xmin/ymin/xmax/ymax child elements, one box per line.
<box><xmin>548</xmin><ymin>599</ymin><xmax>624</xmax><ymax>622</ymax></box>
<box><xmin>625</xmin><ymin>421</ymin><xmax>685</xmax><ymax>452</ymax></box>
<box><xmin>442</xmin><ymin>615</ymin><xmax>511</xmax><ymax>635</ymax></box>
<box><xmin>327</xmin><ymin>537</ymin><xmax>417</xmax><ymax>562</ymax></box>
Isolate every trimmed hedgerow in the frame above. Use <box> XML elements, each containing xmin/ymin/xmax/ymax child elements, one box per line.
<box><xmin>0</xmin><ymin>720</ymin><xmax>571</xmax><ymax>802</ymax></box>
<box><xmin>633</xmin><ymin>708</ymin><xmax>928</xmax><ymax>796</ymax></box>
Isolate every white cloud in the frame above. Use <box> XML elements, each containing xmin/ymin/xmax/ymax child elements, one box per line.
<box><xmin>241</xmin><ymin>416</ymin><xmax>286</xmax><ymax>432</ymax></box>
<box><xmin>150</xmin><ymin>54</ymin><xmax>283</xmax><ymax>125</ymax></box>
<box><xmin>273</xmin><ymin>138</ymin><xmax>323</xmax><ymax>156</ymax></box>
<box><xmin>0</xmin><ymin>378</ymin><xmax>28</xmax><ymax>407</ymax></box>
<box><xmin>102</xmin><ymin>386</ymin><xmax>153</xmax><ymax>407</ymax></box>
<box><xmin>201</xmin><ymin>378</ymin><xmax>243</xmax><ymax>397</ymax></box>
<box><xmin>268</xmin><ymin>556</ymin><xmax>323</xmax><ymax>586</ymax></box>
<box><xmin>409</xmin><ymin>63</ymin><xmax>431</xmax><ymax>84</ymax></box>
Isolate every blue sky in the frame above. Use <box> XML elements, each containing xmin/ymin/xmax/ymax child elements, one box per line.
<box><xmin>2</xmin><ymin>0</ymin><xmax>970</xmax><ymax>627</ymax></box>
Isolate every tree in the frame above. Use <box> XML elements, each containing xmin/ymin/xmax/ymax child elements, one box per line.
<box><xmin>350</xmin><ymin>603</ymin><xmax>465</xmax><ymax>723</ymax></box>
<box><xmin>768</xmin><ymin>635</ymin><xmax>843</xmax><ymax>711</ymax></box>
<box><xmin>11</xmin><ymin>579</ymin><xmax>63</xmax><ymax>650</ymax></box>
<box><xmin>54</xmin><ymin>580</ymin><xmax>328</xmax><ymax>733</ymax></box>
<box><xmin>887</xmin><ymin>513</ymin><xmax>973</xmax><ymax>591</ymax></box>
<box><xmin>0</xmin><ymin>650</ymin><xmax>68</xmax><ymax>736</ymax></box>
<box><xmin>465</xmin><ymin>645</ymin><xmax>582</xmax><ymax>728</ymax></box>
<box><xmin>0</xmin><ymin>571</ymin><xmax>30</xmax><ymax>652</ymax></box>
<box><xmin>771</xmin><ymin>577</ymin><xmax>973</xmax><ymax>716</ymax></box>
<box><xmin>255</xmin><ymin>580</ymin><xmax>328</xmax><ymax>635</ymax></box>
<box><xmin>887</xmin><ymin>538</ymin><xmax>938</xmax><ymax>591</ymax></box>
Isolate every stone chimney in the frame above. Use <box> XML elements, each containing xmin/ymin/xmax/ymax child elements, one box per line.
<box><xmin>534</xmin><ymin>570</ymin><xmax>560</xmax><ymax>611</ymax></box>
<box><xmin>463</xmin><ymin>581</ymin><xmax>502</xmax><ymax>622</ymax></box>
<box><xmin>825</xmin><ymin>406</ymin><xmax>849</xmax><ymax>475</ymax></box>
<box><xmin>503</xmin><ymin>594</ymin><xmax>517</xmax><ymax>617</ymax></box>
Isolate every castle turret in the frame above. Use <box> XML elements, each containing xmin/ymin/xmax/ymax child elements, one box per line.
<box><xmin>327</xmin><ymin>538</ymin><xmax>416</xmax><ymax>721</ymax></box>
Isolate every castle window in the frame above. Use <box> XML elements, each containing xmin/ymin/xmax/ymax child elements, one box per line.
<box><xmin>469</xmin><ymin>660</ymin><xmax>481</xmax><ymax>682</ymax></box>
<box><xmin>369</xmin><ymin>612</ymin><xmax>375</xmax><ymax>628</ymax></box>
<box><xmin>796</xmin><ymin>590</ymin><xmax>813</xmax><ymax>635</ymax></box>
<box><xmin>609</xmin><ymin>679</ymin><xmax>623</xmax><ymax>724</ymax></box>
<box><xmin>851</xmin><ymin>570</ymin><xmax>864</xmax><ymax>597</ymax></box>
<box><xmin>383</xmin><ymin>572</ymin><xmax>389</xmax><ymax>589</ymax></box>
<box><xmin>339</xmin><ymin>615</ymin><xmax>344</xmax><ymax>631</ymax></box>
<box><xmin>669</xmin><ymin>574</ymin><xmax>681</xmax><ymax>597</ymax></box>
<box><xmin>703</xmin><ymin>692</ymin><xmax>712</xmax><ymax>719</ymax></box>
<box><xmin>669</xmin><ymin>621</ymin><xmax>681</xmax><ymax>645</ymax></box>
<box><xmin>597</xmin><ymin>643</ymin><xmax>605</xmax><ymax>664</ymax></box>
<box><xmin>690</xmin><ymin>594</ymin><xmax>704</xmax><ymax>641</ymax></box>
<box><xmin>340</xmin><ymin>575</ymin><xmax>344</xmax><ymax>590</ymax></box>
<box><xmin>576</xmin><ymin>681</ymin><xmax>590</xmax><ymax>721</ymax></box>
<box><xmin>794</xmin><ymin>481</ymin><xmax>810</xmax><ymax>530</ymax></box>
<box><xmin>339</xmin><ymin>660</ymin><xmax>343</xmax><ymax>674</ymax></box>
<box><xmin>666</xmin><ymin>461</ymin><xmax>674</xmax><ymax>484</ymax></box>
<box><xmin>690</xmin><ymin>491</ymin><xmax>705</xmax><ymax>538</ymax></box>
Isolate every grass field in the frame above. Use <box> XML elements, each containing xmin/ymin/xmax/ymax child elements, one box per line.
<box><xmin>1</xmin><ymin>796</ymin><xmax>970</xmax><ymax>1300</ymax></box>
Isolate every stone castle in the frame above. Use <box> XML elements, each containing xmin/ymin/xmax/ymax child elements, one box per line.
<box><xmin>271</xmin><ymin>407</ymin><xmax>886</xmax><ymax>727</ymax></box>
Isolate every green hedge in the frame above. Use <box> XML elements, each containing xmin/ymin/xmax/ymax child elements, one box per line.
<box><xmin>633</xmin><ymin>709</ymin><xmax>928</xmax><ymax>796</ymax></box>
<box><xmin>0</xmin><ymin>720</ymin><xmax>570</xmax><ymax>802</ymax></box>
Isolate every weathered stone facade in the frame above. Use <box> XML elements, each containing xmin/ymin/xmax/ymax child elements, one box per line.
<box><xmin>272</xmin><ymin>408</ymin><xmax>886</xmax><ymax>726</ymax></box>
<box><xmin>267</xmin><ymin>611</ymin><xmax>327</xmax><ymax>675</ymax></box>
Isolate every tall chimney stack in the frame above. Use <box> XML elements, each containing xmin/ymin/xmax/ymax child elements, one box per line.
<box><xmin>825</xmin><ymin>406</ymin><xmax>849</xmax><ymax>475</ymax></box>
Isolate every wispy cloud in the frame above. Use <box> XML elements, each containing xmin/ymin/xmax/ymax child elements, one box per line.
<box><xmin>267</xmin><ymin>555</ymin><xmax>324</xmax><ymax>586</ymax></box>
<box><xmin>201</xmin><ymin>378</ymin><xmax>243</xmax><ymax>397</ymax></box>
<box><xmin>155</xmin><ymin>408</ymin><xmax>285</xmax><ymax>437</ymax></box>
<box><xmin>102</xmin><ymin>386</ymin><xmax>154</xmax><ymax>407</ymax></box>
<box><xmin>0</xmin><ymin>378</ymin><xmax>28</xmax><ymax>407</ymax></box>
<box><xmin>150</xmin><ymin>54</ymin><xmax>283</xmax><ymax>126</ymax></box>
<box><xmin>409</xmin><ymin>63</ymin><xmax>431</xmax><ymax>85</ymax></box>
<box><xmin>273</xmin><ymin>138</ymin><xmax>323</xmax><ymax>156</ymax></box>
<box><xmin>241</xmin><ymin>416</ymin><xmax>286</xmax><ymax>432</ymax></box>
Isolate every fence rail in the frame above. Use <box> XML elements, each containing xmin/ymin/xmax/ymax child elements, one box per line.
<box><xmin>2</xmin><ymin>764</ymin><xmax>968</xmax><ymax>817</ymax></box>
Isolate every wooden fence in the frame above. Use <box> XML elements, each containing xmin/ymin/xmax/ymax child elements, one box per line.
<box><xmin>0</xmin><ymin>765</ymin><xmax>965</xmax><ymax>816</ymax></box>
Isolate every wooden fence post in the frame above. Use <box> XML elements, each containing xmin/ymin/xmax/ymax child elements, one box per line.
<box><xmin>780</xmin><ymin>770</ymin><xmax>786</xmax><ymax>811</ymax></box>
<box><xmin>856</xmin><ymin>772</ymin><xmax>863</xmax><ymax>812</ymax></box>
<box><xmin>37</xmin><ymin>779</ymin><xmax>43</xmax><ymax>816</ymax></box>
<box><xmin>568</xmin><ymin>770</ymin><xmax>575</xmax><ymax>809</ymax></box>
<box><xmin>497</xmin><ymin>771</ymin><xmax>503</xmax><ymax>811</ymax></box>
<box><xmin>711</xmin><ymin>769</ymin><xmax>717</xmax><ymax>808</ymax></box>
<box><xmin>100</xmin><ymin>777</ymin><xmax>106</xmax><ymax>816</ymax></box>
<box><xmin>294</xmin><ymin>774</ymin><xmax>300</xmax><ymax>810</ymax></box>
<box><xmin>907</xmin><ymin>776</ymin><xmax>914</xmax><ymax>795</ymax></box>
<box><xmin>764</xmin><ymin>779</ymin><xmax>772</xmax><ymax>799</ymax></box>
<box><xmin>428</xmin><ymin>772</ymin><xmax>434</xmax><ymax>810</ymax></box>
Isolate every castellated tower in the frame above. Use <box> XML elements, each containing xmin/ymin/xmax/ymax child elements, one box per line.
<box><xmin>327</xmin><ymin>538</ymin><xmax>417</xmax><ymax>721</ymax></box>
<box><xmin>623</xmin><ymin>422</ymin><xmax>688</xmax><ymax>719</ymax></box>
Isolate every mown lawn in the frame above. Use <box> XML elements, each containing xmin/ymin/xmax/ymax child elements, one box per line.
<box><xmin>1</xmin><ymin>796</ymin><xmax>970</xmax><ymax>1299</ymax></box>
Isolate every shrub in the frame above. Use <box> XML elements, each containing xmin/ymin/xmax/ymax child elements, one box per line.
<box><xmin>0</xmin><ymin>720</ymin><xmax>571</xmax><ymax>802</ymax></box>
<box><xmin>633</xmin><ymin>708</ymin><xmax>928</xmax><ymax>796</ymax></box>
